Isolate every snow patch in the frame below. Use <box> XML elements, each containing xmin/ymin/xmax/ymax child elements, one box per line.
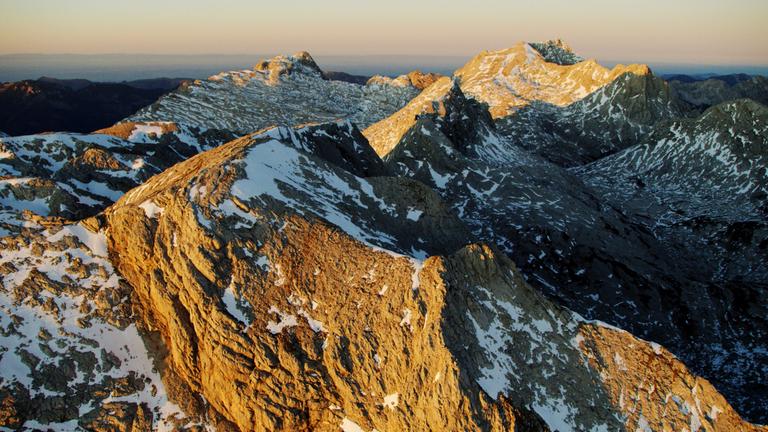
<box><xmin>399</xmin><ymin>308</ymin><xmax>413</xmax><ymax>331</ymax></box>
<box><xmin>382</xmin><ymin>393</ymin><xmax>399</xmax><ymax>410</ymax></box>
<box><xmin>222</xmin><ymin>279</ymin><xmax>251</xmax><ymax>327</ymax></box>
<box><xmin>340</xmin><ymin>418</ymin><xmax>365</xmax><ymax>432</ymax></box>
<box><xmin>266</xmin><ymin>306</ymin><xmax>298</xmax><ymax>334</ymax></box>
<box><xmin>406</xmin><ymin>208</ymin><xmax>423</xmax><ymax>221</ymax></box>
<box><xmin>139</xmin><ymin>200</ymin><xmax>164</xmax><ymax>219</ymax></box>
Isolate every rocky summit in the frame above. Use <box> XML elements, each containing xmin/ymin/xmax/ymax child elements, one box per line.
<box><xmin>1</xmin><ymin>41</ymin><xmax>767</xmax><ymax>431</ymax></box>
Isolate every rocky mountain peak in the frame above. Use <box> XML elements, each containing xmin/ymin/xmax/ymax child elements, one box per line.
<box><xmin>291</xmin><ymin>50</ymin><xmax>322</xmax><ymax>71</ymax></box>
<box><xmin>414</xmin><ymin>78</ymin><xmax>500</xmax><ymax>157</ymax></box>
<box><xmin>129</xmin><ymin>51</ymin><xmax>420</xmax><ymax>135</ymax></box>
<box><xmin>426</xmin><ymin>77</ymin><xmax>464</xmax><ymax>114</ymax></box>
<box><xmin>363</xmin><ymin>75</ymin><xmax>519</xmax><ymax>158</ymax></box>
<box><xmin>528</xmin><ymin>39</ymin><xmax>584</xmax><ymax>65</ymax></box>
<box><xmin>406</xmin><ymin>70</ymin><xmax>443</xmax><ymax>89</ymax></box>
<box><xmin>454</xmin><ymin>41</ymin><xmax>652</xmax><ymax>117</ymax></box>
<box><xmin>254</xmin><ymin>51</ymin><xmax>324</xmax><ymax>84</ymax></box>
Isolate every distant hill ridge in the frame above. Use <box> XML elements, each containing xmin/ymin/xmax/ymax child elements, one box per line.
<box><xmin>0</xmin><ymin>77</ymin><xmax>189</xmax><ymax>135</ymax></box>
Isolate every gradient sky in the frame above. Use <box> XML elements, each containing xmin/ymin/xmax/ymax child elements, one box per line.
<box><xmin>1</xmin><ymin>0</ymin><xmax>766</xmax><ymax>65</ymax></box>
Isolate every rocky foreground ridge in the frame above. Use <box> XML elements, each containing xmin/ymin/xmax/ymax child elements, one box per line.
<box><xmin>1</xmin><ymin>40</ymin><xmax>767</xmax><ymax>430</ymax></box>
<box><xmin>1</xmin><ymin>122</ymin><xmax>762</xmax><ymax>431</ymax></box>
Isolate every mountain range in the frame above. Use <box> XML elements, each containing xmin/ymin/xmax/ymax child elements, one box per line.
<box><xmin>0</xmin><ymin>40</ymin><xmax>766</xmax><ymax>431</ymax></box>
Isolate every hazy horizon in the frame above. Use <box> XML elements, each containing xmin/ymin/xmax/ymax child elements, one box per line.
<box><xmin>2</xmin><ymin>52</ymin><xmax>767</xmax><ymax>83</ymax></box>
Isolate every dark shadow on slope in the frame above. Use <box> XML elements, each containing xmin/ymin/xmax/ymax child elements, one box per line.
<box><xmin>383</xmin><ymin>82</ymin><xmax>768</xmax><ymax>422</ymax></box>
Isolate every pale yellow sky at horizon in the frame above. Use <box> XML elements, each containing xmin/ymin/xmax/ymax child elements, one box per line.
<box><xmin>1</xmin><ymin>0</ymin><xmax>766</xmax><ymax>65</ymax></box>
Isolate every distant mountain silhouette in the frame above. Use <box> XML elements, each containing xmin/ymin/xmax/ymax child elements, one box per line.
<box><xmin>323</xmin><ymin>70</ymin><xmax>371</xmax><ymax>85</ymax></box>
<box><xmin>0</xmin><ymin>77</ymin><xmax>188</xmax><ymax>135</ymax></box>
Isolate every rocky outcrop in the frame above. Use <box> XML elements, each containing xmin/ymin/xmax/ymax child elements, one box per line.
<box><xmin>0</xmin><ymin>220</ymin><xmax>187</xmax><ymax>430</ymax></box>
<box><xmin>367</xmin><ymin>70</ymin><xmax>443</xmax><ymax>90</ymax></box>
<box><xmin>364</xmin><ymin>77</ymin><xmax>454</xmax><ymax>156</ymax></box>
<box><xmin>404</xmin><ymin>70</ymin><xmax>443</xmax><ymax>90</ymax></box>
<box><xmin>364</xmin><ymin>77</ymin><xmax>509</xmax><ymax>158</ymax></box>
<box><xmin>577</xmin><ymin>323</ymin><xmax>766</xmax><ymax>432</ymax></box>
<box><xmin>254</xmin><ymin>51</ymin><xmax>325</xmax><ymax>85</ymax></box>
<box><xmin>528</xmin><ymin>39</ymin><xmax>584</xmax><ymax>65</ymax></box>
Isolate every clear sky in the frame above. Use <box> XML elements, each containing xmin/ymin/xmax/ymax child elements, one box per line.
<box><xmin>1</xmin><ymin>0</ymin><xmax>766</xmax><ymax>65</ymax></box>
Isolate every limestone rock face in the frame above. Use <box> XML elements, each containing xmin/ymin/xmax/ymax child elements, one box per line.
<box><xmin>577</xmin><ymin>324</ymin><xmax>766</xmax><ymax>432</ymax></box>
<box><xmin>101</xmin><ymin>121</ymin><xmax>544</xmax><ymax>431</ymax></box>
<box><xmin>254</xmin><ymin>51</ymin><xmax>325</xmax><ymax>84</ymax></box>
<box><xmin>363</xmin><ymin>43</ymin><xmax>654</xmax><ymax>160</ymax></box>
<box><xmin>364</xmin><ymin>77</ymin><xmax>506</xmax><ymax>158</ymax></box>
<box><xmin>364</xmin><ymin>77</ymin><xmax>454</xmax><ymax>156</ymax></box>
<box><xmin>404</xmin><ymin>70</ymin><xmax>443</xmax><ymax>90</ymax></box>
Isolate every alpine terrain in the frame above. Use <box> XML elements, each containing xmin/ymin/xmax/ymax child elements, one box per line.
<box><xmin>0</xmin><ymin>41</ymin><xmax>766</xmax><ymax>431</ymax></box>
